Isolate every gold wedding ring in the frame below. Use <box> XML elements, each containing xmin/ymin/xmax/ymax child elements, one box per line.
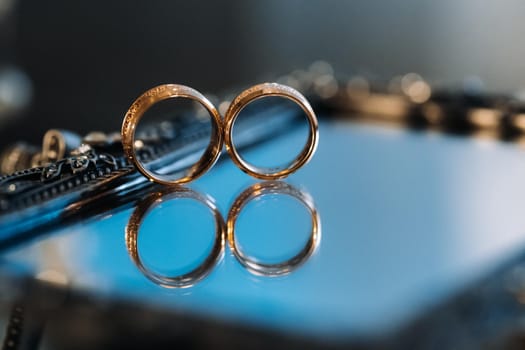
<box><xmin>125</xmin><ymin>187</ymin><xmax>225</xmax><ymax>288</ymax></box>
<box><xmin>121</xmin><ymin>84</ymin><xmax>223</xmax><ymax>185</ymax></box>
<box><xmin>224</xmin><ymin>83</ymin><xmax>319</xmax><ymax>180</ymax></box>
<box><xmin>227</xmin><ymin>181</ymin><xmax>321</xmax><ymax>276</ymax></box>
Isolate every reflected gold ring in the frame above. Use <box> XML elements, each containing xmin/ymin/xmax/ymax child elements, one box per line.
<box><xmin>125</xmin><ymin>187</ymin><xmax>225</xmax><ymax>288</ymax></box>
<box><xmin>227</xmin><ymin>181</ymin><xmax>321</xmax><ymax>276</ymax></box>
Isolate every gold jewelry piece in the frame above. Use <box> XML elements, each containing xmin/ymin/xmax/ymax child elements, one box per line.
<box><xmin>121</xmin><ymin>84</ymin><xmax>223</xmax><ymax>185</ymax></box>
<box><xmin>227</xmin><ymin>181</ymin><xmax>321</xmax><ymax>276</ymax></box>
<box><xmin>125</xmin><ymin>187</ymin><xmax>225</xmax><ymax>288</ymax></box>
<box><xmin>224</xmin><ymin>83</ymin><xmax>319</xmax><ymax>180</ymax></box>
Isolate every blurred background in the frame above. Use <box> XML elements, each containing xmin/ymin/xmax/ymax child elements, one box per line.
<box><xmin>4</xmin><ymin>2</ymin><xmax>525</xmax><ymax>348</ymax></box>
<box><xmin>0</xmin><ymin>0</ymin><xmax>525</xmax><ymax>149</ymax></box>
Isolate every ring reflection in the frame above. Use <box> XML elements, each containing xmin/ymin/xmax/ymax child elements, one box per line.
<box><xmin>125</xmin><ymin>187</ymin><xmax>225</xmax><ymax>288</ymax></box>
<box><xmin>227</xmin><ymin>181</ymin><xmax>321</xmax><ymax>276</ymax></box>
<box><xmin>125</xmin><ymin>182</ymin><xmax>321</xmax><ymax>287</ymax></box>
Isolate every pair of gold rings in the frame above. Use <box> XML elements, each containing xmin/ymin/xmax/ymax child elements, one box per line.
<box><xmin>121</xmin><ymin>82</ymin><xmax>319</xmax><ymax>185</ymax></box>
<box><xmin>125</xmin><ymin>182</ymin><xmax>321</xmax><ymax>288</ymax></box>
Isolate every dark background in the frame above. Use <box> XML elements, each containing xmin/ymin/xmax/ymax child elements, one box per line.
<box><xmin>0</xmin><ymin>0</ymin><xmax>524</xmax><ymax>149</ymax></box>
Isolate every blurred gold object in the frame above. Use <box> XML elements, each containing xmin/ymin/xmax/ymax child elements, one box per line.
<box><xmin>227</xmin><ymin>181</ymin><xmax>321</xmax><ymax>276</ymax></box>
<box><xmin>0</xmin><ymin>142</ymin><xmax>37</xmax><ymax>174</ymax></box>
<box><xmin>125</xmin><ymin>187</ymin><xmax>225</xmax><ymax>288</ymax></box>
<box><xmin>510</xmin><ymin>113</ymin><xmax>525</xmax><ymax>132</ymax></box>
<box><xmin>40</xmin><ymin>129</ymin><xmax>82</xmax><ymax>165</ymax></box>
<box><xmin>0</xmin><ymin>129</ymin><xmax>82</xmax><ymax>174</ymax></box>
<box><xmin>224</xmin><ymin>83</ymin><xmax>318</xmax><ymax>180</ymax></box>
<box><xmin>467</xmin><ymin>108</ymin><xmax>503</xmax><ymax>129</ymax></box>
<box><xmin>121</xmin><ymin>84</ymin><xmax>223</xmax><ymax>185</ymax></box>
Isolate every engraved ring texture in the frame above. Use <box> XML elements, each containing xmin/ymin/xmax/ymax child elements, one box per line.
<box><xmin>224</xmin><ymin>83</ymin><xmax>319</xmax><ymax>180</ymax></box>
<box><xmin>121</xmin><ymin>84</ymin><xmax>223</xmax><ymax>185</ymax></box>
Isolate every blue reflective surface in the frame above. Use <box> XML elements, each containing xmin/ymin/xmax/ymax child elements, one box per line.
<box><xmin>4</xmin><ymin>121</ymin><xmax>525</xmax><ymax>339</ymax></box>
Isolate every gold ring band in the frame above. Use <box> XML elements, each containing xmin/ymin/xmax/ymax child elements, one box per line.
<box><xmin>121</xmin><ymin>84</ymin><xmax>223</xmax><ymax>185</ymax></box>
<box><xmin>227</xmin><ymin>181</ymin><xmax>321</xmax><ymax>276</ymax></box>
<box><xmin>224</xmin><ymin>83</ymin><xmax>319</xmax><ymax>180</ymax></box>
<box><xmin>125</xmin><ymin>187</ymin><xmax>225</xmax><ymax>288</ymax></box>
